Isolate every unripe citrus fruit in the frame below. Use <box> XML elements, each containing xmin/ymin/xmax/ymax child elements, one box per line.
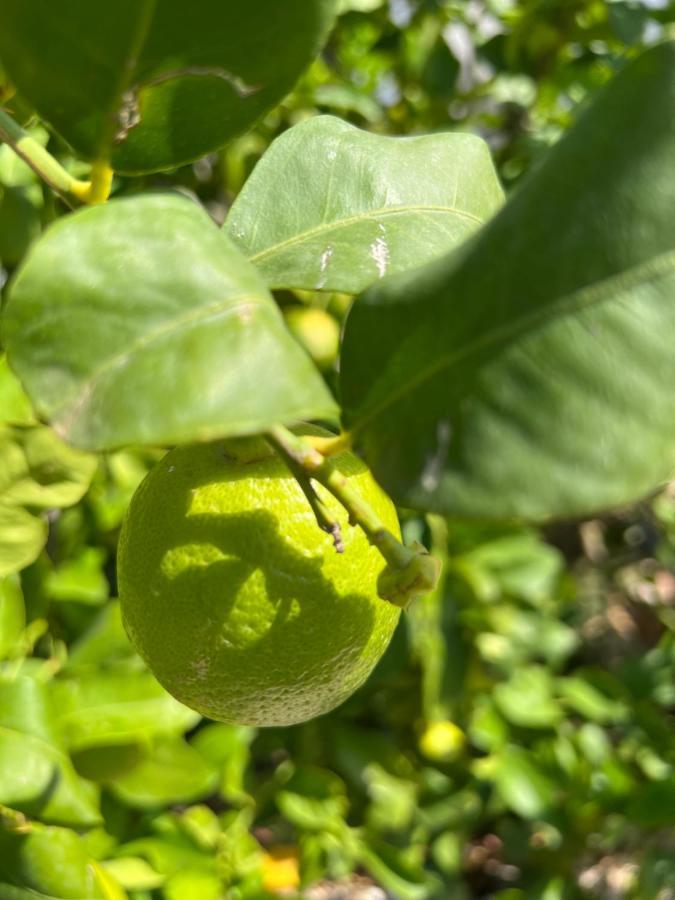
<box><xmin>283</xmin><ymin>307</ymin><xmax>340</xmax><ymax>371</ymax></box>
<box><xmin>117</xmin><ymin>435</ymin><xmax>400</xmax><ymax>726</ymax></box>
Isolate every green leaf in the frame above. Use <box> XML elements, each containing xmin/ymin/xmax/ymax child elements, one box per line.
<box><xmin>0</xmin><ymin>185</ymin><xmax>41</xmax><ymax>267</ymax></box>
<box><xmin>277</xmin><ymin>766</ymin><xmax>348</xmax><ymax>832</ymax></box>
<box><xmin>109</xmin><ymin>738</ymin><xmax>218</xmax><ymax>809</ymax></box>
<box><xmin>0</xmin><ymin>502</ymin><xmax>46</xmax><ymax>578</ymax></box>
<box><xmin>52</xmin><ymin>670</ymin><xmax>200</xmax><ymax>750</ymax></box>
<box><xmin>0</xmin><ymin>574</ymin><xmax>25</xmax><ymax>660</ymax></box>
<box><xmin>492</xmin><ymin>747</ymin><xmax>557</xmax><ymax>820</ymax></box>
<box><xmin>45</xmin><ymin>547</ymin><xmax>109</xmax><ymax>606</ymax></box>
<box><xmin>493</xmin><ymin>667</ymin><xmax>562</xmax><ymax>729</ymax></box>
<box><xmin>628</xmin><ymin>778</ymin><xmax>675</xmax><ymax>828</ymax></box>
<box><xmin>72</xmin><ymin>744</ymin><xmax>145</xmax><ymax>783</ymax></box>
<box><xmin>64</xmin><ymin>602</ymin><xmax>136</xmax><ymax>670</ymax></box>
<box><xmin>340</xmin><ymin>40</ymin><xmax>675</xmax><ymax>520</ymax></box>
<box><xmin>2</xmin><ymin>193</ymin><xmax>337</xmax><ymax>451</ymax></box>
<box><xmin>0</xmin><ymin>676</ymin><xmax>101</xmax><ymax>826</ymax></box>
<box><xmin>556</xmin><ymin>675</ymin><xmax>627</xmax><ymax>724</ymax></box>
<box><xmin>0</xmin><ymin>356</ymin><xmax>34</xmax><ymax>426</ymax></box>
<box><xmin>0</xmin><ymin>424</ymin><xmax>96</xmax><ymax>576</ymax></box>
<box><xmin>0</xmin><ymin>885</ymin><xmax>65</xmax><ymax>900</ymax></box>
<box><xmin>0</xmin><ymin>822</ymin><xmax>106</xmax><ymax>899</ymax></box>
<box><xmin>101</xmin><ymin>858</ymin><xmax>164</xmax><ymax>892</ymax></box>
<box><xmin>0</xmin><ymin>426</ymin><xmax>97</xmax><ymax>510</ymax></box>
<box><xmin>227</xmin><ymin>115</ymin><xmax>503</xmax><ymax>294</ymax></box>
<box><xmin>163</xmin><ymin>870</ymin><xmax>222</xmax><ymax>900</ymax></box>
<box><xmin>363</xmin><ymin>763</ymin><xmax>417</xmax><ymax>832</ymax></box>
<box><xmin>116</xmin><ymin>835</ymin><xmax>213</xmax><ymax>879</ymax></box>
<box><xmin>191</xmin><ymin>723</ymin><xmax>254</xmax><ymax>805</ymax></box>
<box><xmin>358</xmin><ymin>837</ymin><xmax>437</xmax><ymax>900</ymax></box>
<box><xmin>0</xmin><ymin>1</ymin><xmax>338</xmax><ymax>174</ymax></box>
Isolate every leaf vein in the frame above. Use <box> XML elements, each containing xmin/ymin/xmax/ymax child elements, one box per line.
<box><xmin>246</xmin><ymin>204</ymin><xmax>484</xmax><ymax>265</ymax></box>
<box><xmin>53</xmin><ymin>297</ymin><xmax>268</xmax><ymax>437</ymax></box>
<box><xmin>351</xmin><ymin>247</ymin><xmax>675</xmax><ymax>433</ymax></box>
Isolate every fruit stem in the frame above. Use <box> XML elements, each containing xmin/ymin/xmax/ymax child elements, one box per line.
<box><xmin>266</xmin><ymin>425</ymin><xmax>440</xmax><ymax>608</ymax></box>
<box><xmin>266</xmin><ymin>430</ymin><xmax>345</xmax><ymax>553</ymax></box>
<box><xmin>0</xmin><ymin>108</ymin><xmax>112</xmax><ymax>207</ymax></box>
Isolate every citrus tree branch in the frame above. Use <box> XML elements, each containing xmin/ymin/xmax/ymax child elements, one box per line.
<box><xmin>0</xmin><ymin>108</ymin><xmax>112</xmax><ymax>206</ymax></box>
<box><xmin>266</xmin><ymin>424</ymin><xmax>440</xmax><ymax>608</ymax></box>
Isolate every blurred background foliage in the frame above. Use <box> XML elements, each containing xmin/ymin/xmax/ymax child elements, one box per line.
<box><xmin>2</xmin><ymin>1</ymin><xmax>675</xmax><ymax>898</ymax></box>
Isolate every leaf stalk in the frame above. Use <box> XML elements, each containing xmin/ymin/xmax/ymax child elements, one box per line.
<box><xmin>0</xmin><ymin>108</ymin><xmax>112</xmax><ymax>206</ymax></box>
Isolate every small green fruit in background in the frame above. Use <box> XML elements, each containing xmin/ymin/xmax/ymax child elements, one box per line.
<box><xmin>284</xmin><ymin>306</ymin><xmax>341</xmax><ymax>371</ymax></box>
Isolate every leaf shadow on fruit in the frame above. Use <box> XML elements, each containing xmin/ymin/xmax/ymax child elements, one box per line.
<box><xmin>122</xmin><ymin>471</ymin><xmax>380</xmax><ymax>725</ymax></box>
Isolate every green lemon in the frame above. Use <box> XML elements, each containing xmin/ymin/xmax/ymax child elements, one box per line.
<box><xmin>117</xmin><ymin>436</ymin><xmax>401</xmax><ymax>726</ymax></box>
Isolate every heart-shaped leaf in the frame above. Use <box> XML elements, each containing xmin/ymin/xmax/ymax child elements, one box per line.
<box><xmin>340</xmin><ymin>41</ymin><xmax>675</xmax><ymax>520</ymax></box>
<box><xmin>2</xmin><ymin>193</ymin><xmax>337</xmax><ymax>451</ymax></box>
<box><xmin>0</xmin><ymin>0</ymin><xmax>338</xmax><ymax>174</ymax></box>
<box><xmin>227</xmin><ymin>115</ymin><xmax>503</xmax><ymax>294</ymax></box>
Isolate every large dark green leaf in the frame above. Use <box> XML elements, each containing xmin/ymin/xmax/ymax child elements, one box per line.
<box><xmin>227</xmin><ymin>116</ymin><xmax>503</xmax><ymax>294</ymax></box>
<box><xmin>340</xmin><ymin>41</ymin><xmax>675</xmax><ymax>520</ymax></box>
<box><xmin>2</xmin><ymin>193</ymin><xmax>337</xmax><ymax>451</ymax></box>
<box><xmin>0</xmin><ymin>503</ymin><xmax>45</xmax><ymax>578</ymax></box>
<box><xmin>0</xmin><ymin>1</ymin><xmax>338</xmax><ymax>174</ymax></box>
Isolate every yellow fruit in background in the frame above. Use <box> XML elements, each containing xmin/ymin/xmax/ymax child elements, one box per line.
<box><xmin>284</xmin><ymin>306</ymin><xmax>341</xmax><ymax>371</ymax></box>
<box><xmin>117</xmin><ymin>435</ymin><xmax>400</xmax><ymax>726</ymax></box>
<box><xmin>261</xmin><ymin>846</ymin><xmax>300</xmax><ymax>893</ymax></box>
<box><xmin>419</xmin><ymin>720</ymin><xmax>466</xmax><ymax>762</ymax></box>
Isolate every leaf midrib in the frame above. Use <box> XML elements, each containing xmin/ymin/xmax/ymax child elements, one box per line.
<box><xmin>350</xmin><ymin>247</ymin><xmax>675</xmax><ymax>434</ymax></box>
<box><xmin>246</xmin><ymin>204</ymin><xmax>484</xmax><ymax>265</ymax></box>
<box><xmin>52</xmin><ymin>296</ymin><xmax>268</xmax><ymax>435</ymax></box>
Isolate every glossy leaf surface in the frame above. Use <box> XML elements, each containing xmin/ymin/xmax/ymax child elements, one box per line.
<box><xmin>227</xmin><ymin>116</ymin><xmax>503</xmax><ymax>294</ymax></box>
<box><xmin>341</xmin><ymin>41</ymin><xmax>675</xmax><ymax>520</ymax></box>
<box><xmin>0</xmin><ymin>1</ymin><xmax>338</xmax><ymax>174</ymax></box>
<box><xmin>2</xmin><ymin>194</ymin><xmax>337</xmax><ymax>451</ymax></box>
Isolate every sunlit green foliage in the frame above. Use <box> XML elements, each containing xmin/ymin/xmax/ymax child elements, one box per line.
<box><xmin>1</xmin><ymin>1</ymin><xmax>675</xmax><ymax>898</ymax></box>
